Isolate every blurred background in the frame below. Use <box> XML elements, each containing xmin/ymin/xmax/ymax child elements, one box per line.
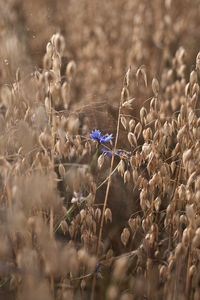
<box><xmin>1</xmin><ymin>0</ymin><xmax>200</xmax><ymax>108</ymax></box>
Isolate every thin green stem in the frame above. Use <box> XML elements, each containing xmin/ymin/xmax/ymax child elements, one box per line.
<box><xmin>90</xmin><ymin>70</ymin><xmax>129</xmax><ymax>300</ymax></box>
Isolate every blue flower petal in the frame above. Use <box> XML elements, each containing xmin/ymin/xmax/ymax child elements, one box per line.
<box><xmin>100</xmin><ymin>133</ymin><xmax>113</xmax><ymax>143</ymax></box>
<box><xmin>101</xmin><ymin>147</ymin><xmax>118</xmax><ymax>157</ymax></box>
<box><xmin>90</xmin><ymin>129</ymin><xmax>101</xmax><ymax>140</ymax></box>
<box><xmin>90</xmin><ymin>129</ymin><xmax>113</xmax><ymax>143</ymax></box>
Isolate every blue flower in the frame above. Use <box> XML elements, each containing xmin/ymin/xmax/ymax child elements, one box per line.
<box><xmin>100</xmin><ymin>147</ymin><xmax>119</xmax><ymax>157</ymax></box>
<box><xmin>90</xmin><ymin>129</ymin><xmax>113</xmax><ymax>143</ymax></box>
<box><xmin>96</xmin><ymin>263</ymin><xmax>103</xmax><ymax>279</ymax></box>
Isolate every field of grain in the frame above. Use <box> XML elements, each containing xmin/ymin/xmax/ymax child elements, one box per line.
<box><xmin>0</xmin><ymin>0</ymin><xmax>200</xmax><ymax>299</ymax></box>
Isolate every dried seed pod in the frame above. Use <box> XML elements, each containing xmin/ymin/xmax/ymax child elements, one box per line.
<box><xmin>168</xmin><ymin>259</ymin><xmax>175</xmax><ymax>273</ymax></box>
<box><xmin>98</xmin><ymin>153</ymin><xmax>104</xmax><ymax>169</ymax></box>
<box><xmin>186</xmin><ymin>204</ymin><xmax>195</xmax><ymax>227</ymax></box>
<box><xmin>124</xmin><ymin>170</ymin><xmax>131</xmax><ymax>183</ymax></box>
<box><xmin>192</xmin><ymin>235</ymin><xmax>200</xmax><ymax>248</ymax></box>
<box><xmin>142</xmin><ymin>143</ymin><xmax>151</xmax><ymax>156</ymax></box>
<box><xmin>175</xmin><ymin>243</ymin><xmax>186</xmax><ymax>259</ymax></box>
<box><xmin>136</xmin><ymin>65</ymin><xmax>147</xmax><ymax>86</ymax></box>
<box><xmin>132</xmin><ymin>168</ymin><xmax>138</xmax><ymax>182</ymax></box>
<box><xmin>121</xmin><ymin>87</ymin><xmax>129</xmax><ymax>101</ymax></box>
<box><xmin>125</xmin><ymin>67</ymin><xmax>131</xmax><ymax>87</ymax></box>
<box><xmin>177</xmin><ymin>125</ymin><xmax>186</xmax><ymax>142</ymax></box>
<box><xmin>45</xmin><ymin>70</ymin><xmax>56</xmax><ymax>85</ymax></box>
<box><xmin>185</xmin><ymin>82</ymin><xmax>190</xmax><ymax>97</ymax></box>
<box><xmin>159</xmin><ymin>265</ymin><xmax>167</xmax><ymax>279</ymax></box>
<box><xmin>121</xmin><ymin>116</ymin><xmax>127</xmax><ymax>130</ymax></box>
<box><xmin>163</xmin><ymin>121</ymin><xmax>172</xmax><ymax>136</ymax></box>
<box><xmin>142</xmin><ymin>129</ymin><xmax>148</xmax><ymax>142</ymax></box>
<box><xmin>90</xmin><ymin>182</ymin><xmax>97</xmax><ymax>195</ymax></box>
<box><xmin>187</xmin><ymin>171</ymin><xmax>196</xmax><ymax>188</ymax></box>
<box><xmin>142</xmin><ymin>219</ymin><xmax>148</xmax><ymax>232</ymax></box>
<box><xmin>69</xmin><ymin>225</ymin><xmax>75</xmax><ymax>238</ymax></box>
<box><xmin>152</xmin><ymin>78</ymin><xmax>159</xmax><ymax>96</ymax></box>
<box><xmin>81</xmin><ymin>279</ymin><xmax>86</xmax><ymax>290</ymax></box>
<box><xmin>52</xmin><ymin>51</ymin><xmax>61</xmax><ymax>72</ymax></box>
<box><xmin>196</xmin><ymin>52</ymin><xmax>200</xmax><ymax>71</ymax></box>
<box><xmin>183</xmin><ymin>149</ymin><xmax>192</xmax><ymax>165</ymax></box>
<box><xmin>86</xmin><ymin>193</ymin><xmax>95</xmax><ymax>206</ymax></box>
<box><xmin>43</xmin><ymin>53</ymin><xmax>52</xmax><ymax>70</ymax></box>
<box><xmin>188</xmin><ymin>110</ymin><xmax>197</xmax><ymax>126</ymax></box>
<box><xmin>61</xmin><ymin>82</ymin><xmax>70</xmax><ymax>108</ymax></box>
<box><xmin>140</xmin><ymin>107</ymin><xmax>147</xmax><ymax>123</ymax></box>
<box><xmin>182</xmin><ymin>228</ymin><xmax>190</xmax><ymax>246</ymax></box>
<box><xmin>136</xmin><ymin>215</ymin><xmax>141</xmax><ymax>225</ymax></box>
<box><xmin>170</xmin><ymin>161</ymin><xmax>176</xmax><ymax>175</ymax></box>
<box><xmin>88</xmin><ymin>207</ymin><xmax>94</xmax><ymax>217</ymax></box>
<box><xmin>128</xmin><ymin>132</ymin><xmax>137</xmax><ymax>147</ymax></box>
<box><xmin>178</xmin><ymin>184</ymin><xmax>186</xmax><ymax>201</ymax></box>
<box><xmin>154</xmin><ymin>197</ymin><xmax>161</xmax><ymax>212</ymax></box>
<box><xmin>56</xmin><ymin>139</ymin><xmax>65</xmax><ymax>157</ymax></box>
<box><xmin>106</xmin><ymin>249</ymin><xmax>114</xmax><ymax>260</ymax></box>
<box><xmin>121</xmin><ymin>228</ymin><xmax>130</xmax><ymax>246</ymax></box>
<box><xmin>45</xmin><ymin>96</ymin><xmax>50</xmax><ymax>112</ymax></box>
<box><xmin>189</xmin><ymin>265</ymin><xmax>196</xmax><ymax>277</ymax></box>
<box><xmin>190</xmin><ymin>70</ymin><xmax>198</xmax><ymax>85</ymax></box>
<box><xmin>95</xmin><ymin>208</ymin><xmax>101</xmax><ymax>222</ymax></box>
<box><xmin>180</xmin><ymin>214</ymin><xmax>187</xmax><ymax>225</ymax></box>
<box><xmin>118</xmin><ymin>159</ymin><xmax>125</xmax><ymax>176</ymax></box>
<box><xmin>105</xmin><ymin>208</ymin><xmax>112</xmax><ymax>223</ymax></box>
<box><xmin>85</xmin><ymin>141</ymin><xmax>91</xmax><ymax>154</ymax></box>
<box><xmin>130</xmin><ymin>156</ymin><xmax>136</xmax><ymax>168</ymax></box>
<box><xmin>122</xmin><ymin>98</ymin><xmax>135</xmax><ymax>109</ymax></box>
<box><xmin>80</xmin><ymin>209</ymin><xmax>86</xmax><ymax>222</ymax></box>
<box><xmin>53</xmin><ymin>33</ymin><xmax>65</xmax><ymax>55</ymax></box>
<box><xmin>134</xmin><ymin>122</ymin><xmax>142</xmax><ymax>139</ymax></box>
<box><xmin>58</xmin><ymin>164</ymin><xmax>65</xmax><ymax>178</ymax></box>
<box><xmin>167</xmin><ymin>69</ymin><xmax>173</xmax><ymax>81</ymax></box>
<box><xmin>192</xmin><ymin>83</ymin><xmax>199</xmax><ymax>97</ymax></box>
<box><xmin>128</xmin><ymin>218</ymin><xmax>136</xmax><ymax>232</ymax></box>
<box><xmin>143</xmin><ymin>128</ymin><xmax>152</xmax><ymax>141</ymax></box>
<box><xmin>154</xmin><ymin>119</ymin><xmax>161</xmax><ymax>131</ymax></box>
<box><xmin>174</xmin><ymin>229</ymin><xmax>180</xmax><ymax>241</ymax></box>
<box><xmin>129</xmin><ymin>119</ymin><xmax>135</xmax><ymax>131</ymax></box>
<box><xmin>39</xmin><ymin>132</ymin><xmax>51</xmax><ymax>150</ymax></box>
<box><xmin>166</xmin><ymin>203</ymin><xmax>173</xmax><ymax>216</ymax></box>
<box><xmin>85</xmin><ymin>214</ymin><xmax>93</xmax><ymax>229</ymax></box>
<box><xmin>191</xmin><ymin>93</ymin><xmax>198</xmax><ymax>107</ymax></box>
<box><xmin>60</xmin><ymin>220</ymin><xmax>68</xmax><ymax>234</ymax></box>
<box><xmin>46</xmin><ymin>41</ymin><xmax>53</xmax><ymax>57</ymax></box>
<box><xmin>141</xmin><ymin>66</ymin><xmax>148</xmax><ymax>87</ymax></box>
<box><xmin>66</xmin><ymin>60</ymin><xmax>76</xmax><ymax>79</ymax></box>
<box><xmin>171</xmin><ymin>119</ymin><xmax>177</xmax><ymax>132</ymax></box>
<box><xmin>195</xmin><ymin>177</ymin><xmax>200</xmax><ymax>192</ymax></box>
<box><xmin>195</xmin><ymin>227</ymin><xmax>200</xmax><ymax>237</ymax></box>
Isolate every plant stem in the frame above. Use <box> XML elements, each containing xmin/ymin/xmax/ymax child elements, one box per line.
<box><xmin>90</xmin><ymin>70</ymin><xmax>128</xmax><ymax>300</ymax></box>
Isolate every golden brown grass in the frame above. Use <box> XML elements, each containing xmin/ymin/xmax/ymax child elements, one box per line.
<box><xmin>0</xmin><ymin>1</ymin><xmax>200</xmax><ymax>300</ymax></box>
